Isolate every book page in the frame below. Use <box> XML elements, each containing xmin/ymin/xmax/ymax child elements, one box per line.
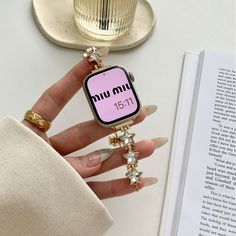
<box><xmin>176</xmin><ymin>51</ymin><xmax>236</xmax><ymax>236</ymax></box>
<box><xmin>159</xmin><ymin>52</ymin><xmax>200</xmax><ymax>236</ymax></box>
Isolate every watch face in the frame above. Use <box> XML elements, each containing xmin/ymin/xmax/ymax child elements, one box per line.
<box><xmin>83</xmin><ymin>66</ymin><xmax>141</xmax><ymax>126</ymax></box>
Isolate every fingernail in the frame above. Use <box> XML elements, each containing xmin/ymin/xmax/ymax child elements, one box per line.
<box><xmin>99</xmin><ymin>47</ymin><xmax>109</xmax><ymax>56</ymax></box>
<box><xmin>98</xmin><ymin>148</ymin><xmax>113</xmax><ymax>162</ymax></box>
<box><xmin>151</xmin><ymin>137</ymin><xmax>168</xmax><ymax>149</ymax></box>
<box><xmin>143</xmin><ymin>177</ymin><xmax>158</xmax><ymax>187</ymax></box>
<box><xmin>143</xmin><ymin>105</ymin><xmax>158</xmax><ymax>117</ymax></box>
<box><xmin>84</xmin><ymin>148</ymin><xmax>113</xmax><ymax>167</ymax></box>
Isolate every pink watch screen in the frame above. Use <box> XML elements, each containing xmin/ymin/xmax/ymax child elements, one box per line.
<box><xmin>84</xmin><ymin>66</ymin><xmax>140</xmax><ymax>125</ymax></box>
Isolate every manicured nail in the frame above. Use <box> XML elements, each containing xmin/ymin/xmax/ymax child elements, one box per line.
<box><xmin>143</xmin><ymin>105</ymin><xmax>158</xmax><ymax>117</ymax></box>
<box><xmin>84</xmin><ymin>148</ymin><xmax>113</xmax><ymax>167</ymax></box>
<box><xmin>151</xmin><ymin>137</ymin><xmax>168</xmax><ymax>149</ymax></box>
<box><xmin>143</xmin><ymin>177</ymin><xmax>158</xmax><ymax>187</ymax></box>
<box><xmin>98</xmin><ymin>148</ymin><xmax>113</xmax><ymax>162</ymax></box>
<box><xmin>99</xmin><ymin>47</ymin><xmax>109</xmax><ymax>56</ymax></box>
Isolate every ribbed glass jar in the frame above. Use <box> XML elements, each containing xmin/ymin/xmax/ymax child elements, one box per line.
<box><xmin>74</xmin><ymin>0</ymin><xmax>137</xmax><ymax>41</ymax></box>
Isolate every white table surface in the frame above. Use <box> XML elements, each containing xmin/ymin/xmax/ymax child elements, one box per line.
<box><xmin>0</xmin><ymin>0</ymin><xmax>235</xmax><ymax>235</ymax></box>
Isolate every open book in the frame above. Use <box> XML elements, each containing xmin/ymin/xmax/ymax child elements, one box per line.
<box><xmin>159</xmin><ymin>50</ymin><xmax>236</xmax><ymax>236</ymax></box>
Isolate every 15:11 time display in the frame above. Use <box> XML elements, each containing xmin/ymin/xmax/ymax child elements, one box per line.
<box><xmin>114</xmin><ymin>97</ymin><xmax>134</xmax><ymax>110</ymax></box>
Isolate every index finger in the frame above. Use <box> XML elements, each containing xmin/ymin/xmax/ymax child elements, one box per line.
<box><xmin>31</xmin><ymin>59</ymin><xmax>95</xmax><ymax>122</ymax></box>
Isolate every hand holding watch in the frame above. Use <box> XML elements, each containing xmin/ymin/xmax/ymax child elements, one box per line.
<box><xmin>23</xmin><ymin>46</ymin><xmax>167</xmax><ymax>198</ymax></box>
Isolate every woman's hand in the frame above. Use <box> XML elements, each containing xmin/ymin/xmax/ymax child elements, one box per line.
<box><xmin>22</xmin><ymin>59</ymin><xmax>168</xmax><ymax>199</ymax></box>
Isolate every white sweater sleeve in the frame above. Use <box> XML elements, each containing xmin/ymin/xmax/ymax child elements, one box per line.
<box><xmin>0</xmin><ymin>117</ymin><xmax>113</xmax><ymax>236</ymax></box>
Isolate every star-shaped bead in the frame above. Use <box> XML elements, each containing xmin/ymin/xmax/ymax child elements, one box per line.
<box><xmin>83</xmin><ymin>47</ymin><xmax>109</xmax><ymax>66</ymax></box>
<box><xmin>123</xmin><ymin>151</ymin><xmax>139</xmax><ymax>165</ymax></box>
<box><xmin>89</xmin><ymin>49</ymin><xmax>101</xmax><ymax>62</ymax></box>
<box><xmin>119</xmin><ymin>131</ymin><xmax>135</xmax><ymax>146</ymax></box>
<box><xmin>126</xmin><ymin>169</ymin><xmax>143</xmax><ymax>185</ymax></box>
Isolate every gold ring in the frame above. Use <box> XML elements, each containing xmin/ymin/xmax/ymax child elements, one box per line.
<box><xmin>24</xmin><ymin>110</ymin><xmax>51</xmax><ymax>132</ymax></box>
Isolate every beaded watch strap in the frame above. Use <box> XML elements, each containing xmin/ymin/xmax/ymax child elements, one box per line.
<box><xmin>109</xmin><ymin>124</ymin><xmax>143</xmax><ymax>187</ymax></box>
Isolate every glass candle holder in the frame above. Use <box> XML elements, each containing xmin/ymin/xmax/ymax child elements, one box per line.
<box><xmin>74</xmin><ymin>0</ymin><xmax>138</xmax><ymax>41</ymax></box>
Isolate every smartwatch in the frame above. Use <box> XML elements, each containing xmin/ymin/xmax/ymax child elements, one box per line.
<box><xmin>83</xmin><ymin>47</ymin><xmax>143</xmax><ymax>188</ymax></box>
<box><xmin>83</xmin><ymin>65</ymin><xmax>141</xmax><ymax>127</ymax></box>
